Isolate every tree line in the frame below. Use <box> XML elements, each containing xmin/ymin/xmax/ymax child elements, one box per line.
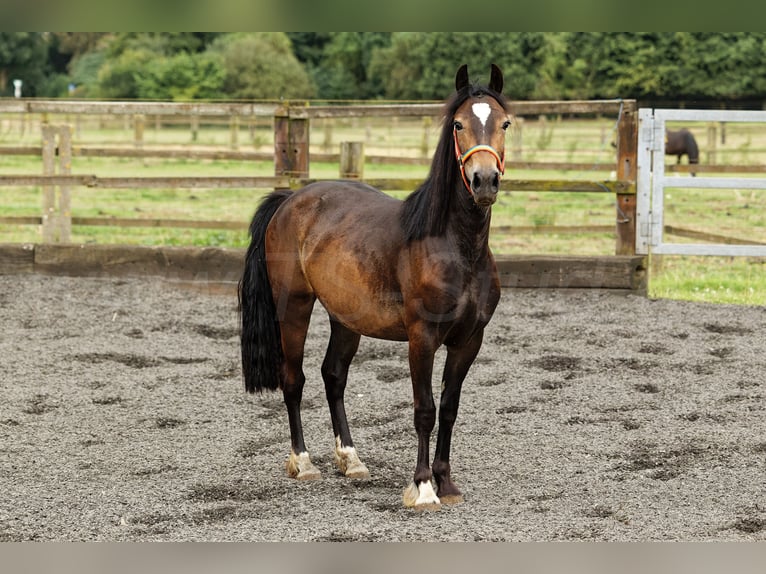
<box><xmin>2</xmin><ymin>32</ymin><xmax>765</xmax><ymax>104</ymax></box>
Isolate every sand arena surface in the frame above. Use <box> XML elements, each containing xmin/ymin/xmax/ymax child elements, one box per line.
<box><xmin>1</xmin><ymin>274</ymin><xmax>764</xmax><ymax>541</ymax></box>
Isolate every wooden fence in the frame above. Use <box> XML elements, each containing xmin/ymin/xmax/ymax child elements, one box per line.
<box><xmin>0</xmin><ymin>98</ymin><xmax>651</xmax><ymax>292</ymax></box>
<box><xmin>0</xmin><ymin>98</ymin><xmax>638</xmax><ymax>251</ymax></box>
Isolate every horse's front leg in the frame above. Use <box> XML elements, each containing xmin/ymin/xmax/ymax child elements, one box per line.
<box><xmin>402</xmin><ymin>329</ymin><xmax>441</xmax><ymax>510</ymax></box>
<box><xmin>432</xmin><ymin>329</ymin><xmax>485</xmax><ymax>505</ymax></box>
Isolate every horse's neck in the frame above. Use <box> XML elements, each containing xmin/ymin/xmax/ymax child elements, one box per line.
<box><xmin>447</xmin><ymin>187</ymin><xmax>493</xmax><ymax>262</ymax></box>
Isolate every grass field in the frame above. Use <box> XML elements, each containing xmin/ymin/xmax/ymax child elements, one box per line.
<box><xmin>2</xmin><ymin>112</ymin><xmax>766</xmax><ymax>305</ymax></box>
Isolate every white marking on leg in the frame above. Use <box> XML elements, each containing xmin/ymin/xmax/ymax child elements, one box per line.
<box><xmin>286</xmin><ymin>450</ymin><xmax>321</xmax><ymax>480</ymax></box>
<box><xmin>472</xmin><ymin>102</ymin><xmax>491</xmax><ymax>127</ymax></box>
<box><xmin>402</xmin><ymin>480</ymin><xmax>440</xmax><ymax>508</ymax></box>
<box><xmin>416</xmin><ymin>480</ymin><xmax>439</xmax><ymax>505</ymax></box>
<box><xmin>334</xmin><ymin>436</ymin><xmax>370</xmax><ymax>478</ymax></box>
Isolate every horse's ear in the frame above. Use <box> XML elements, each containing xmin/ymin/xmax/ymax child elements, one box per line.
<box><xmin>455</xmin><ymin>64</ymin><xmax>469</xmax><ymax>92</ymax></box>
<box><xmin>489</xmin><ymin>64</ymin><xmax>503</xmax><ymax>94</ymax></box>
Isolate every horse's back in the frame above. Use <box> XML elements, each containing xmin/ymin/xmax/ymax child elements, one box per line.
<box><xmin>269</xmin><ymin>181</ymin><xmax>404</xmax><ymax>253</ymax></box>
<box><xmin>272</xmin><ymin>180</ymin><xmax>399</xmax><ymax>230</ymax></box>
<box><xmin>666</xmin><ymin>129</ymin><xmax>699</xmax><ymax>162</ymax></box>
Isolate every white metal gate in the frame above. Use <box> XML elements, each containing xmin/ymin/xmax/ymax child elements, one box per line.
<box><xmin>636</xmin><ymin>108</ymin><xmax>766</xmax><ymax>256</ymax></box>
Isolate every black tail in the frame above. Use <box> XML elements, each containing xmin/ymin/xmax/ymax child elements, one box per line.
<box><xmin>685</xmin><ymin>131</ymin><xmax>699</xmax><ymax>164</ymax></box>
<box><xmin>238</xmin><ymin>190</ymin><xmax>292</xmax><ymax>393</ymax></box>
<box><xmin>684</xmin><ymin>130</ymin><xmax>699</xmax><ymax>176</ymax></box>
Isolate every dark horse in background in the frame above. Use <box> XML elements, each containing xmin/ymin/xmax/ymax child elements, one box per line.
<box><xmin>239</xmin><ymin>64</ymin><xmax>510</xmax><ymax>509</ymax></box>
<box><xmin>666</xmin><ymin>128</ymin><xmax>699</xmax><ymax>176</ymax></box>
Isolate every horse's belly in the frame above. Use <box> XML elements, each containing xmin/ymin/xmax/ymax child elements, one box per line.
<box><xmin>315</xmin><ymin>286</ymin><xmax>407</xmax><ymax>341</ymax></box>
<box><xmin>300</xmin><ymin>217</ymin><xmax>408</xmax><ymax>340</ymax></box>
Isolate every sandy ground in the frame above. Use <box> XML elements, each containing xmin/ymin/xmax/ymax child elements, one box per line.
<box><xmin>1</xmin><ymin>273</ymin><xmax>764</xmax><ymax>541</ymax></box>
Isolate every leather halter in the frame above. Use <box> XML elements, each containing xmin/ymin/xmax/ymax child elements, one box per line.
<box><xmin>453</xmin><ymin>125</ymin><xmax>505</xmax><ymax>194</ymax></box>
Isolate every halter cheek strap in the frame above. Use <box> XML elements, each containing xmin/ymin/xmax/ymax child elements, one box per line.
<box><xmin>453</xmin><ymin>127</ymin><xmax>506</xmax><ymax>194</ymax></box>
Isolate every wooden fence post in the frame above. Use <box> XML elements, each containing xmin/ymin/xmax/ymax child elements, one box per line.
<box><xmin>134</xmin><ymin>114</ymin><xmax>145</xmax><ymax>149</ymax></box>
<box><xmin>40</xmin><ymin>125</ymin><xmax>73</xmax><ymax>243</ymax></box>
<box><xmin>421</xmin><ymin>117</ymin><xmax>432</xmax><ymax>157</ymax></box>
<box><xmin>323</xmin><ymin>120</ymin><xmax>333</xmax><ymax>153</ymax></box>
<box><xmin>58</xmin><ymin>126</ymin><xmax>73</xmax><ymax>242</ymax></box>
<box><xmin>615</xmin><ymin>104</ymin><xmax>638</xmax><ymax>255</ymax></box>
<box><xmin>248</xmin><ymin>116</ymin><xmax>256</xmax><ymax>143</ymax></box>
<box><xmin>41</xmin><ymin>124</ymin><xmax>57</xmax><ymax>243</ymax></box>
<box><xmin>191</xmin><ymin>115</ymin><xmax>199</xmax><ymax>142</ymax></box>
<box><xmin>707</xmin><ymin>123</ymin><xmax>717</xmax><ymax>164</ymax></box>
<box><xmin>229</xmin><ymin>115</ymin><xmax>239</xmax><ymax>150</ymax></box>
<box><xmin>339</xmin><ymin>141</ymin><xmax>364</xmax><ymax>179</ymax></box>
<box><xmin>511</xmin><ymin>117</ymin><xmax>523</xmax><ymax>161</ymax></box>
<box><xmin>273</xmin><ymin>104</ymin><xmax>309</xmax><ymax>185</ymax></box>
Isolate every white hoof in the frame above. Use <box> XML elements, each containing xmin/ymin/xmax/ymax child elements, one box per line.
<box><xmin>286</xmin><ymin>451</ymin><xmax>321</xmax><ymax>480</ymax></box>
<box><xmin>402</xmin><ymin>480</ymin><xmax>441</xmax><ymax>510</ymax></box>
<box><xmin>334</xmin><ymin>437</ymin><xmax>370</xmax><ymax>478</ymax></box>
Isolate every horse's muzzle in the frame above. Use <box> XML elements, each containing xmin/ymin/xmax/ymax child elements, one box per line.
<box><xmin>470</xmin><ymin>169</ymin><xmax>500</xmax><ymax>206</ymax></box>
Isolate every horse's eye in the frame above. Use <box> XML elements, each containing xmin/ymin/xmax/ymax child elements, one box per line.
<box><xmin>502</xmin><ymin>120</ymin><xmax>511</xmax><ymax>131</ymax></box>
<box><xmin>453</xmin><ymin>121</ymin><xmax>463</xmax><ymax>131</ymax></box>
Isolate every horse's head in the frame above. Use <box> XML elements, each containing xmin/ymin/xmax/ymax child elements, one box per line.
<box><xmin>452</xmin><ymin>64</ymin><xmax>510</xmax><ymax>207</ymax></box>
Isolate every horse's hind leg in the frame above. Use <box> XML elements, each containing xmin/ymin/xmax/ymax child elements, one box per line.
<box><xmin>280</xmin><ymin>292</ymin><xmax>321</xmax><ymax>480</ymax></box>
<box><xmin>322</xmin><ymin>319</ymin><xmax>369</xmax><ymax>478</ymax></box>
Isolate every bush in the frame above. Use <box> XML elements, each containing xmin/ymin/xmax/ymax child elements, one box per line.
<box><xmin>135</xmin><ymin>52</ymin><xmax>225</xmax><ymax>100</ymax></box>
<box><xmin>68</xmin><ymin>51</ymin><xmax>106</xmax><ymax>97</ymax></box>
<box><xmin>210</xmin><ymin>33</ymin><xmax>316</xmax><ymax>100</ymax></box>
<box><xmin>36</xmin><ymin>73</ymin><xmax>71</xmax><ymax>98</ymax></box>
<box><xmin>95</xmin><ymin>49</ymin><xmax>225</xmax><ymax>100</ymax></box>
<box><xmin>96</xmin><ymin>49</ymin><xmax>155</xmax><ymax>99</ymax></box>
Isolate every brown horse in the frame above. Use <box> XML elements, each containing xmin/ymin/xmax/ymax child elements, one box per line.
<box><xmin>666</xmin><ymin>128</ymin><xmax>699</xmax><ymax>176</ymax></box>
<box><xmin>239</xmin><ymin>64</ymin><xmax>509</xmax><ymax>509</ymax></box>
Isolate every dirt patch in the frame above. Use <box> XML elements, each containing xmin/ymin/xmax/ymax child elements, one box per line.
<box><xmin>527</xmin><ymin>354</ymin><xmax>582</xmax><ymax>373</ymax></box>
<box><xmin>1</xmin><ymin>275</ymin><xmax>765</xmax><ymax>541</ymax></box>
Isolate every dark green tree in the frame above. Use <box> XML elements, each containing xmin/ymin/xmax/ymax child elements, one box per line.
<box><xmin>10</xmin><ymin>32</ymin><xmax>766</xmax><ymax>104</ymax></box>
<box><xmin>209</xmin><ymin>33</ymin><xmax>315</xmax><ymax>99</ymax></box>
<box><xmin>96</xmin><ymin>48</ymin><xmax>156</xmax><ymax>99</ymax></box>
<box><xmin>551</xmin><ymin>32</ymin><xmax>766</xmax><ymax>101</ymax></box>
<box><xmin>286</xmin><ymin>32</ymin><xmax>333</xmax><ymax>68</ymax></box>
<box><xmin>68</xmin><ymin>51</ymin><xmax>106</xmax><ymax>97</ymax></box>
<box><xmin>369</xmin><ymin>33</ymin><xmax>547</xmax><ymax>100</ymax></box>
<box><xmin>314</xmin><ymin>33</ymin><xmax>391</xmax><ymax>99</ymax></box>
<box><xmin>681</xmin><ymin>33</ymin><xmax>766</xmax><ymax>100</ymax></box>
<box><xmin>0</xmin><ymin>32</ymin><xmax>49</xmax><ymax>96</ymax></box>
<box><xmin>50</xmin><ymin>33</ymin><xmax>107</xmax><ymax>61</ymax></box>
<box><xmin>103</xmin><ymin>33</ymin><xmax>220</xmax><ymax>58</ymax></box>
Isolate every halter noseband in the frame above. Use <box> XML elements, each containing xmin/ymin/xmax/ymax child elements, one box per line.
<box><xmin>453</xmin><ymin>126</ymin><xmax>505</xmax><ymax>194</ymax></box>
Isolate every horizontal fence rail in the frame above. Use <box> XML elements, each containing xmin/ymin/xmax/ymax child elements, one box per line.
<box><xmin>0</xmin><ymin>100</ymin><xmax>281</xmax><ymax>116</ymax></box>
<box><xmin>0</xmin><ymin>174</ymin><xmax>631</xmax><ymax>193</ymax></box>
<box><xmin>0</xmin><ymin>144</ymin><xmax>629</xmax><ymax>171</ymax></box>
<box><xmin>0</xmin><ymin>98</ymin><xmax>630</xmax><ymax>117</ymax></box>
<box><xmin>0</xmin><ymin>243</ymin><xmax>648</xmax><ymax>293</ymax></box>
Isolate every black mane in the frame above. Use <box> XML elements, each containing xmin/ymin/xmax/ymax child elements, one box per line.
<box><xmin>400</xmin><ymin>82</ymin><xmax>508</xmax><ymax>242</ymax></box>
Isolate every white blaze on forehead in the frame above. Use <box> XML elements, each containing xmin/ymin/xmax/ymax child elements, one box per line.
<box><xmin>472</xmin><ymin>102</ymin><xmax>492</xmax><ymax>127</ymax></box>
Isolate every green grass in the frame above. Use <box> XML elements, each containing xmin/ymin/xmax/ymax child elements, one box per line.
<box><xmin>649</xmin><ymin>256</ymin><xmax>766</xmax><ymax>305</ymax></box>
<box><xmin>2</xmin><ymin>115</ymin><xmax>766</xmax><ymax>305</ymax></box>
